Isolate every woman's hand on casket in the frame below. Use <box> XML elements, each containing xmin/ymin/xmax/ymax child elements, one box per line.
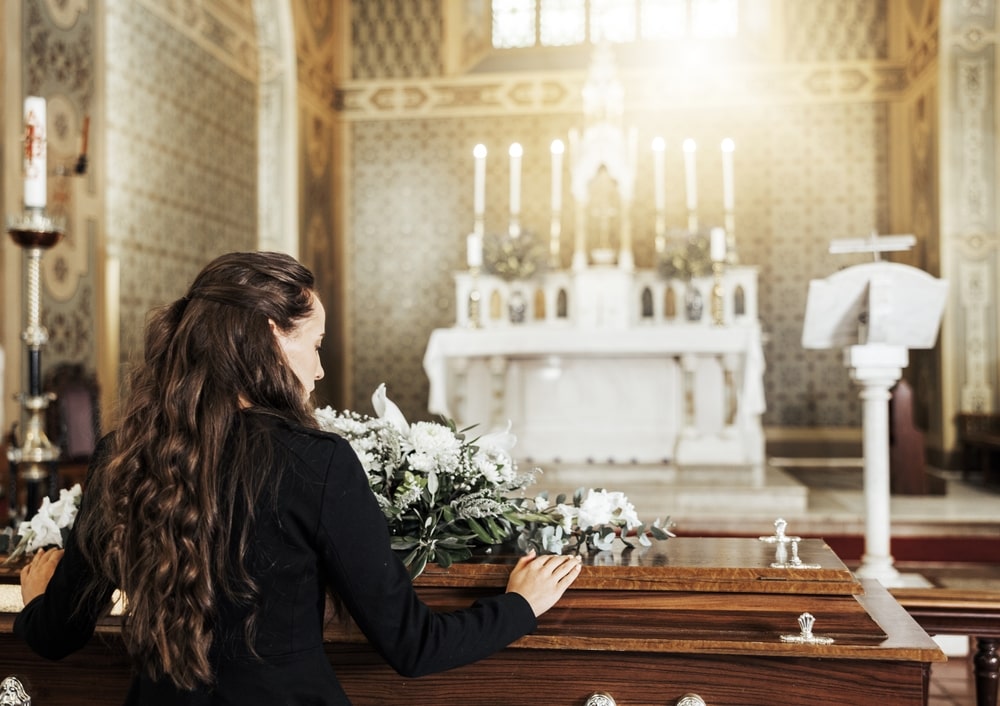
<box><xmin>505</xmin><ymin>550</ymin><xmax>582</xmax><ymax>617</ymax></box>
<box><xmin>20</xmin><ymin>547</ymin><xmax>64</xmax><ymax>605</ymax></box>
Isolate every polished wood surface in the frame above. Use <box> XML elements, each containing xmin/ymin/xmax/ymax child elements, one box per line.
<box><xmin>0</xmin><ymin>539</ymin><xmax>944</xmax><ymax>705</ymax></box>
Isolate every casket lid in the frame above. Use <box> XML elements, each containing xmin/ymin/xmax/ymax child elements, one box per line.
<box><xmin>419</xmin><ymin>538</ymin><xmax>860</xmax><ymax>596</ymax></box>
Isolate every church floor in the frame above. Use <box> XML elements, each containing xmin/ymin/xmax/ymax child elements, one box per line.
<box><xmin>930</xmin><ymin>654</ymin><xmax>980</xmax><ymax>706</ymax></box>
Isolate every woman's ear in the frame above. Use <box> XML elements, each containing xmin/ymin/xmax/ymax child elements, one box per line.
<box><xmin>268</xmin><ymin>318</ymin><xmax>278</xmax><ymax>334</ymax></box>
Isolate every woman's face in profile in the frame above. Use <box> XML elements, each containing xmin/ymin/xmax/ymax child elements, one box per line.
<box><xmin>273</xmin><ymin>296</ymin><xmax>326</xmax><ymax>398</ymax></box>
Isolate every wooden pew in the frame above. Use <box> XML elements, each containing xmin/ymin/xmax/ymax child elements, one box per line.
<box><xmin>892</xmin><ymin>587</ymin><xmax>1000</xmax><ymax>706</ymax></box>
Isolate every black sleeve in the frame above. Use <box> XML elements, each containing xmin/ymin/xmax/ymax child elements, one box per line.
<box><xmin>13</xmin><ymin>441</ymin><xmax>116</xmax><ymax>659</ymax></box>
<box><xmin>314</xmin><ymin>440</ymin><xmax>537</xmax><ymax>678</ymax></box>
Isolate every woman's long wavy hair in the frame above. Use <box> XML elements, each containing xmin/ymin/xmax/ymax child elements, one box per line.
<box><xmin>76</xmin><ymin>251</ymin><xmax>319</xmax><ymax>690</ymax></box>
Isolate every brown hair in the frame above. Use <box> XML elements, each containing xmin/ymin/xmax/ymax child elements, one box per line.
<box><xmin>77</xmin><ymin>251</ymin><xmax>318</xmax><ymax>689</ymax></box>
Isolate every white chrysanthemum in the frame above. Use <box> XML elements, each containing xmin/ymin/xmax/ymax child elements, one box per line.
<box><xmin>407</xmin><ymin>422</ymin><xmax>462</xmax><ymax>472</ymax></box>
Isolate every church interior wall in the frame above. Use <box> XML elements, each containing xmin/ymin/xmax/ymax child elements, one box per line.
<box><xmin>4</xmin><ymin>0</ymin><xmax>997</xmax><ymax>468</ymax></box>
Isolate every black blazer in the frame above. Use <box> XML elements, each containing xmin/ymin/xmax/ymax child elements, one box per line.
<box><xmin>15</xmin><ymin>416</ymin><xmax>536</xmax><ymax>704</ymax></box>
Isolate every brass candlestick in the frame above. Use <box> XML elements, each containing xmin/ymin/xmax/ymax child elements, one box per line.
<box><xmin>711</xmin><ymin>260</ymin><xmax>725</xmax><ymax>326</ymax></box>
<box><xmin>7</xmin><ymin>209</ymin><xmax>64</xmax><ymax>522</ymax></box>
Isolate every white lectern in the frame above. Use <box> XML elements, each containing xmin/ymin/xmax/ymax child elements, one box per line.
<box><xmin>803</xmin><ymin>254</ymin><xmax>947</xmax><ymax>586</ymax></box>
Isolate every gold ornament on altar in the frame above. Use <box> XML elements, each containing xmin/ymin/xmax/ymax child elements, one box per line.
<box><xmin>483</xmin><ymin>230</ymin><xmax>546</xmax><ymax>281</ymax></box>
<box><xmin>657</xmin><ymin>230</ymin><xmax>714</xmax><ymax>281</ymax></box>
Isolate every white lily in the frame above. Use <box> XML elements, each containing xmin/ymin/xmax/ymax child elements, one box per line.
<box><xmin>371</xmin><ymin>383</ymin><xmax>409</xmax><ymax>436</ymax></box>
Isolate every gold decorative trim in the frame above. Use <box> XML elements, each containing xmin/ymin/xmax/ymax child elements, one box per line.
<box><xmin>335</xmin><ymin>62</ymin><xmax>910</xmax><ymax>120</ymax></box>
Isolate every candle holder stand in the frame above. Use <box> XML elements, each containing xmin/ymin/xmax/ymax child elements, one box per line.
<box><xmin>687</xmin><ymin>210</ymin><xmax>699</xmax><ymax>234</ymax></box>
<box><xmin>466</xmin><ymin>266</ymin><xmax>482</xmax><ymax>329</ymax></box>
<box><xmin>548</xmin><ymin>212</ymin><xmax>561</xmax><ymax>268</ymax></box>
<box><xmin>724</xmin><ymin>211</ymin><xmax>739</xmax><ymax>265</ymax></box>
<box><xmin>711</xmin><ymin>261</ymin><xmax>725</xmax><ymax>326</ymax></box>
<box><xmin>6</xmin><ymin>209</ymin><xmax>64</xmax><ymax>523</ymax></box>
<box><xmin>654</xmin><ymin>211</ymin><xmax>666</xmax><ymax>256</ymax></box>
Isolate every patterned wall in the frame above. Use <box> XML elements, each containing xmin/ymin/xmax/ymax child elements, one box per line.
<box><xmin>22</xmin><ymin>0</ymin><xmax>98</xmax><ymax>383</ymax></box>
<box><xmin>105</xmin><ymin>1</ymin><xmax>258</xmax><ymax>376</ymax></box>
<box><xmin>340</xmin><ymin>0</ymin><xmax>904</xmax><ymax>428</ymax></box>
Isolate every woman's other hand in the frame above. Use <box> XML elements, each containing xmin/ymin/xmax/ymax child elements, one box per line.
<box><xmin>20</xmin><ymin>548</ymin><xmax>64</xmax><ymax>605</ymax></box>
<box><xmin>505</xmin><ymin>550</ymin><xmax>582</xmax><ymax>617</ymax></box>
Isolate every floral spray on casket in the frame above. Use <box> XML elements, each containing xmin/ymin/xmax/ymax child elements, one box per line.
<box><xmin>315</xmin><ymin>385</ymin><xmax>673</xmax><ymax>578</ymax></box>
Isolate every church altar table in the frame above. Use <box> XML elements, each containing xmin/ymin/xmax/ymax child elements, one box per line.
<box><xmin>423</xmin><ymin>323</ymin><xmax>766</xmax><ymax>466</ymax></box>
<box><xmin>0</xmin><ymin>538</ymin><xmax>943</xmax><ymax>705</ymax></box>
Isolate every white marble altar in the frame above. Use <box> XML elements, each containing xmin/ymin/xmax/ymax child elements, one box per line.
<box><xmin>423</xmin><ymin>323</ymin><xmax>766</xmax><ymax>467</ymax></box>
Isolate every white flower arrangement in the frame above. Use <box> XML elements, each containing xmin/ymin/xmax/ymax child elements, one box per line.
<box><xmin>2</xmin><ymin>484</ymin><xmax>83</xmax><ymax>564</ymax></box>
<box><xmin>316</xmin><ymin>385</ymin><xmax>673</xmax><ymax>577</ymax></box>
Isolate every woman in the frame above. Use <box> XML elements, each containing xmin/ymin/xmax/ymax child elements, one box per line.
<box><xmin>16</xmin><ymin>251</ymin><xmax>581</xmax><ymax>704</ymax></box>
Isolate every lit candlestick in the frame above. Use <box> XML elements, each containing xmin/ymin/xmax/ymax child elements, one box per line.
<box><xmin>473</xmin><ymin>144</ymin><xmax>487</xmax><ymax>219</ymax></box>
<box><xmin>550</xmin><ymin>139</ymin><xmax>564</xmax><ymax>213</ymax></box>
<box><xmin>721</xmin><ymin>138</ymin><xmax>735</xmax><ymax>211</ymax></box>
<box><xmin>23</xmin><ymin>96</ymin><xmax>47</xmax><ymax>210</ymax></box>
<box><xmin>682</xmin><ymin>138</ymin><xmax>697</xmax><ymax>213</ymax></box>
<box><xmin>652</xmin><ymin>137</ymin><xmax>666</xmax><ymax>211</ymax></box>
<box><xmin>509</xmin><ymin>142</ymin><xmax>523</xmax><ymax>217</ymax></box>
<box><xmin>466</xmin><ymin>232</ymin><xmax>483</xmax><ymax>269</ymax></box>
<box><xmin>710</xmin><ymin>227</ymin><xmax>727</xmax><ymax>262</ymax></box>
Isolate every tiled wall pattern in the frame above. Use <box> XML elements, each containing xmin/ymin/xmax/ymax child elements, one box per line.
<box><xmin>105</xmin><ymin>1</ymin><xmax>258</xmax><ymax>374</ymax></box>
<box><xmin>351</xmin><ymin>0</ymin><xmax>442</xmax><ymax>80</ymax></box>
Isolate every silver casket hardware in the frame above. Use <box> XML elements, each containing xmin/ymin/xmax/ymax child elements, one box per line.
<box><xmin>780</xmin><ymin>612</ymin><xmax>835</xmax><ymax>645</ymax></box>
<box><xmin>676</xmin><ymin>694</ymin><xmax>707</xmax><ymax>706</ymax></box>
<box><xmin>0</xmin><ymin>677</ymin><xmax>31</xmax><ymax>706</ymax></box>
<box><xmin>583</xmin><ymin>693</ymin><xmax>616</xmax><ymax>706</ymax></box>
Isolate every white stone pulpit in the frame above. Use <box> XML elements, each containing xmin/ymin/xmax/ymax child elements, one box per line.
<box><xmin>803</xmin><ymin>260</ymin><xmax>947</xmax><ymax>586</ymax></box>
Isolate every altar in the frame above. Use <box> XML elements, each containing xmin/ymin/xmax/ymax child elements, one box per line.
<box><xmin>433</xmin><ymin>42</ymin><xmax>768</xmax><ymax>470</ymax></box>
<box><xmin>424</xmin><ymin>320</ymin><xmax>766</xmax><ymax>467</ymax></box>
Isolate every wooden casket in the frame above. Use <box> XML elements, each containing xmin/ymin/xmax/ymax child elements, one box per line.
<box><xmin>0</xmin><ymin>538</ymin><xmax>944</xmax><ymax>705</ymax></box>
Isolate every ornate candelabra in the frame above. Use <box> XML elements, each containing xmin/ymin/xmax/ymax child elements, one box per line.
<box><xmin>7</xmin><ymin>211</ymin><xmax>64</xmax><ymax>522</ymax></box>
<box><xmin>6</xmin><ymin>96</ymin><xmax>70</xmax><ymax>523</ymax></box>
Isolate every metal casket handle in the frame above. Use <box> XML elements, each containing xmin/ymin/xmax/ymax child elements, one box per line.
<box><xmin>676</xmin><ymin>694</ymin><xmax>707</xmax><ymax>706</ymax></box>
<box><xmin>583</xmin><ymin>693</ymin><xmax>616</xmax><ymax>706</ymax></box>
<box><xmin>0</xmin><ymin>676</ymin><xmax>32</xmax><ymax>705</ymax></box>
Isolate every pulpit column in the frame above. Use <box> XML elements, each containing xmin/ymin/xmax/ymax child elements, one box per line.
<box><xmin>845</xmin><ymin>343</ymin><xmax>907</xmax><ymax>586</ymax></box>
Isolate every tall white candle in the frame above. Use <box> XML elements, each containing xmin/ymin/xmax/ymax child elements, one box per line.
<box><xmin>721</xmin><ymin>138</ymin><xmax>735</xmax><ymax>211</ymax></box>
<box><xmin>550</xmin><ymin>139</ymin><xmax>564</xmax><ymax>213</ymax></box>
<box><xmin>473</xmin><ymin>144</ymin><xmax>487</xmax><ymax>217</ymax></box>
<box><xmin>509</xmin><ymin>142</ymin><xmax>523</xmax><ymax>216</ymax></box>
<box><xmin>682</xmin><ymin>138</ymin><xmax>697</xmax><ymax>213</ymax></box>
<box><xmin>652</xmin><ymin>137</ymin><xmax>666</xmax><ymax>211</ymax></box>
<box><xmin>23</xmin><ymin>96</ymin><xmax>47</xmax><ymax>209</ymax></box>
<box><xmin>710</xmin><ymin>227</ymin><xmax>727</xmax><ymax>262</ymax></box>
<box><xmin>466</xmin><ymin>232</ymin><xmax>483</xmax><ymax>268</ymax></box>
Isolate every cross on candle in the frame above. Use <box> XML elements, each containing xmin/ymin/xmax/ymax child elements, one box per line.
<box><xmin>23</xmin><ymin>96</ymin><xmax>47</xmax><ymax>210</ymax></box>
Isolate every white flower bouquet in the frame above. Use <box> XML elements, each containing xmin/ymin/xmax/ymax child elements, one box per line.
<box><xmin>512</xmin><ymin>489</ymin><xmax>674</xmax><ymax>555</ymax></box>
<box><xmin>2</xmin><ymin>484</ymin><xmax>83</xmax><ymax>564</ymax></box>
<box><xmin>316</xmin><ymin>384</ymin><xmax>536</xmax><ymax>577</ymax></box>
<box><xmin>316</xmin><ymin>385</ymin><xmax>673</xmax><ymax>577</ymax></box>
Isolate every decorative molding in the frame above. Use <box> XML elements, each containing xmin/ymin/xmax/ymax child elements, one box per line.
<box><xmin>335</xmin><ymin>62</ymin><xmax>910</xmax><ymax>120</ymax></box>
